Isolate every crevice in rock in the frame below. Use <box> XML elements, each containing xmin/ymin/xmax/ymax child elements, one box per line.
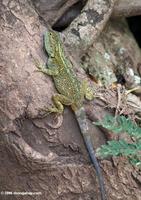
<box><xmin>52</xmin><ymin>0</ymin><xmax>87</xmax><ymax>31</ymax></box>
<box><xmin>127</xmin><ymin>15</ymin><xmax>141</xmax><ymax>48</ymax></box>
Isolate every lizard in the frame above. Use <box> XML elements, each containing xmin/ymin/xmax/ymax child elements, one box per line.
<box><xmin>36</xmin><ymin>30</ymin><xmax>106</xmax><ymax>200</ymax></box>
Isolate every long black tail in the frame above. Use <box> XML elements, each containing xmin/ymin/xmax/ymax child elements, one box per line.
<box><xmin>75</xmin><ymin>107</ymin><xmax>106</xmax><ymax>200</ymax></box>
<box><xmin>83</xmin><ymin>135</ymin><xmax>106</xmax><ymax>200</ymax></box>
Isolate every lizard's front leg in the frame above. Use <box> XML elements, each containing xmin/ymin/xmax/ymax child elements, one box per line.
<box><xmin>35</xmin><ymin>59</ymin><xmax>59</xmax><ymax>76</ymax></box>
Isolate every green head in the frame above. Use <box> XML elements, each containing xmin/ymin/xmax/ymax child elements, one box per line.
<box><xmin>44</xmin><ymin>30</ymin><xmax>60</xmax><ymax>57</ymax></box>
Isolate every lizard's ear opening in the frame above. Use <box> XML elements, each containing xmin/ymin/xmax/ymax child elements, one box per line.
<box><xmin>52</xmin><ymin>0</ymin><xmax>87</xmax><ymax>32</ymax></box>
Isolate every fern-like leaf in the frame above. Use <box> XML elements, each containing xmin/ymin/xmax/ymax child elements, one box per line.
<box><xmin>96</xmin><ymin>140</ymin><xmax>141</xmax><ymax>158</ymax></box>
<box><xmin>94</xmin><ymin>115</ymin><xmax>141</xmax><ymax>139</ymax></box>
<box><xmin>95</xmin><ymin>115</ymin><xmax>141</xmax><ymax>167</ymax></box>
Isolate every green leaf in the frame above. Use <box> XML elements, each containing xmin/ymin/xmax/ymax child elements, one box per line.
<box><xmin>94</xmin><ymin>115</ymin><xmax>141</xmax><ymax>138</ymax></box>
<box><xmin>95</xmin><ymin>115</ymin><xmax>141</xmax><ymax>167</ymax></box>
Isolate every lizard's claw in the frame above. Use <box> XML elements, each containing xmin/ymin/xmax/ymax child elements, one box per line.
<box><xmin>86</xmin><ymin>87</ymin><xmax>94</xmax><ymax>100</ymax></box>
<box><xmin>33</xmin><ymin>58</ymin><xmax>45</xmax><ymax>73</ymax></box>
<box><xmin>39</xmin><ymin>106</ymin><xmax>62</xmax><ymax>117</ymax></box>
<box><xmin>39</xmin><ymin>106</ymin><xmax>53</xmax><ymax>117</ymax></box>
<box><xmin>33</xmin><ymin>58</ymin><xmax>40</xmax><ymax>67</ymax></box>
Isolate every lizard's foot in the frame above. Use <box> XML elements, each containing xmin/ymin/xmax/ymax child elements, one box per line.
<box><xmin>33</xmin><ymin>58</ymin><xmax>40</xmax><ymax>69</ymax></box>
<box><xmin>81</xmin><ymin>80</ymin><xmax>94</xmax><ymax>101</ymax></box>
<box><xmin>33</xmin><ymin>58</ymin><xmax>49</xmax><ymax>74</ymax></box>
<box><xmin>85</xmin><ymin>86</ymin><xmax>94</xmax><ymax>100</ymax></box>
<box><xmin>47</xmin><ymin>107</ymin><xmax>63</xmax><ymax>114</ymax></box>
<box><xmin>39</xmin><ymin>107</ymin><xmax>51</xmax><ymax>117</ymax></box>
<box><xmin>35</xmin><ymin>60</ymin><xmax>48</xmax><ymax>73</ymax></box>
<box><xmin>34</xmin><ymin>58</ymin><xmax>59</xmax><ymax>76</ymax></box>
<box><xmin>40</xmin><ymin>106</ymin><xmax>63</xmax><ymax>117</ymax></box>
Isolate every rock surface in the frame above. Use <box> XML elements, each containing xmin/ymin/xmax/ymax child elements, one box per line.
<box><xmin>0</xmin><ymin>0</ymin><xmax>141</xmax><ymax>200</ymax></box>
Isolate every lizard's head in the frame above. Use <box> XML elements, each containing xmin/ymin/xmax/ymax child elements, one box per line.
<box><xmin>44</xmin><ymin>30</ymin><xmax>59</xmax><ymax>57</ymax></box>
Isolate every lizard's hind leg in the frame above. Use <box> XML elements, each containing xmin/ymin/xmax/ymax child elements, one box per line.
<box><xmin>47</xmin><ymin>94</ymin><xmax>72</xmax><ymax>114</ymax></box>
<box><xmin>81</xmin><ymin>80</ymin><xmax>94</xmax><ymax>101</ymax></box>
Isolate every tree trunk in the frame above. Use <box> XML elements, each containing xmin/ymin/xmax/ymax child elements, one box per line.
<box><xmin>0</xmin><ymin>1</ymin><xmax>141</xmax><ymax>200</ymax></box>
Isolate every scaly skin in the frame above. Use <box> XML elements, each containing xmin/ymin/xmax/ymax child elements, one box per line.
<box><xmin>38</xmin><ymin>31</ymin><xmax>92</xmax><ymax>113</ymax></box>
<box><xmin>36</xmin><ymin>30</ymin><xmax>106</xmax><ymax>200</ymax></box>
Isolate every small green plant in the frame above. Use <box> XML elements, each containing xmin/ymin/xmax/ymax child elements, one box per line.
<box><xmin>94</xmin><ymin>115</ymin><xmax>141</xmax><ymax>167</ymax></box>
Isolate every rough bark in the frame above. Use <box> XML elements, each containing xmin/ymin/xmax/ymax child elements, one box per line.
<box><xmin>0</xmin><ymin>1</ymin><xmax>141</xmax><ymax>200</ymax></box>
<box><xmin>62</xmin><ymin>0</ymin><xmax>117</xmax><ymax>57</ymax></box>
<box><xmin>112</xmin><ymin>0</ymin><xmax>141</xmax><ymax>18</ymax></box>
<box><xmin>32</xmin><ymin>0</ymin><xmax>80</xmax><ymax>25</ymax></box>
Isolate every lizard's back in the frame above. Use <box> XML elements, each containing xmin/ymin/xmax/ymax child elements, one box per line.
<box><xmin>45</xmin><ymin>30</ymin><xmax>84</xmax><ymax>106</ymax></box>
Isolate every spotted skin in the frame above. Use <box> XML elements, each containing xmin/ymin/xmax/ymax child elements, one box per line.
<box><xmin>37</xmin><ymin>30</ymin><xmax>93</xmax><ymax>113</ymax></box>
